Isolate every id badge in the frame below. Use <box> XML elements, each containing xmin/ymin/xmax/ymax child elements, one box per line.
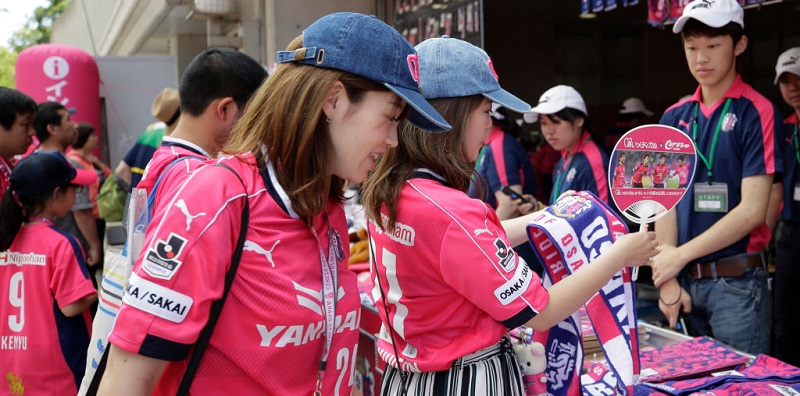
<box><xmin>794</xmin><ymin>183</ymin><xmax>800</xmax><ymax>202</ymax></box>
<box><xmin>694</xmin><ymin>182</ymin><xmax>728</xmax><ymax>212</ymax></box>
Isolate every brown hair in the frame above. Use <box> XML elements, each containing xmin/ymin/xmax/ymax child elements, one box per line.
<box><xmin>223</xmin><ymin>34</ymin><xmax>391</xmax><ymax>220</ymax></box>
<box><xmin>361</xmin><ymin>95</ymin><xmax>485</xmax><ymax>232</ymax></box>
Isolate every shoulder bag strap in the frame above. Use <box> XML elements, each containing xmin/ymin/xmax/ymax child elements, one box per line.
<box><xmin>176</xmin><ymin>163</ymin><xmax>249</xmax><ymax>395</ymax></box>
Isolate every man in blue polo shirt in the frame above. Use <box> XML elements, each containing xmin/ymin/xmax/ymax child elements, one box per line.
<box><xmin>774</xmin><ymin>47</ymin><xmax>800</xmax><ymax>366</ymax></box>
<box><xmin>649</xmin><ymin>0</ymin><xmax>782</xmax><ymax>356</ymax></box>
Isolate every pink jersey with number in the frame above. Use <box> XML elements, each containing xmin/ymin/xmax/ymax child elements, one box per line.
<box><xmin>1</xmin><ymin>222</ymin><xmax>96</xmax><ymax>395</ymax></box>
<box><xmin>653</xmin><ymin>163</ymin><xmax>670</xmax><ymax>185</ymax></box>
<box><xmin>137</xmin><ymin>137</ymin><xmax>211</xmax><ymax>197</ymax></box>
<box><xmin>368</xmin><ymin>171</ymin><xmax>549</xmax><ymax>372</ymax></box>
<box><xmin>109</xmin><ymin>153</ymin><xmax>361</xmax><ymax>395</ymax></box>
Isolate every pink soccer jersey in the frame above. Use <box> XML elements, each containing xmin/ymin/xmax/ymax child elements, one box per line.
<box><xmin>1</xmin><ymin>222</ymin><xmax>96</xmax><ymax>395</ymax></box>
<box><xmin>137</xmin><ymin>137</ymin><xmax>211</xmax><ymax>197</ymax></box>
<box><xmin>109</xmin><ymin>153</ymin><xmax>361</xmax><ymax>395</ymax></box>
<box><xmin>613</xmin><ymin>164</ymin><xmax>627</xmax><ymax>188</ymax></box>
<box><xmin>653</xmin><ymin>163</ymin><xmax>670</xmax><ymax>185</ymax></box>
<box><xmin>631</xmin><ymin>162</ymin><xmax>650</xmax><ymax>184</ymax></box>
<box><xmin>368</xmin><ymin>172</ymin><xmax>550</xmax><ymax>372</ymax></box>
<box><xmin>677</xmin><ymin>162</ymin><xmax>690</xmax><ymax>185</ymax></box>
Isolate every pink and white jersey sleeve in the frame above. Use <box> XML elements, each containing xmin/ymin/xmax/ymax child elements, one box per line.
<box><xmin>136</xmin><ymin>138</ymin><xmax>210</xmax><ymax>198</ymax></box>
<box><xmin>1</xmin><ymin>222</ymin><xmax>95</xmax><ymax>395</ymax></box>
<box><xmin>110</xmin><ymin>153</ymin><xmax>361</xmax><ymax>395</ymax></box>
<box><xmin>369</xmin><ymin>175</ymin><xmax>549</xmax><ymax>372</ymax></box>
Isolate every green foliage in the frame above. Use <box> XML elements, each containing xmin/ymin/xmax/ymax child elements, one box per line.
<box><xmin>0</xmin><ymin>47</ymin><xmax>18</xmax><ymax>88</ymax></box>
<box><xmin>7</xmin><ymin>0</ymin><xmax>71</xmax><ymax>52</ymax></box>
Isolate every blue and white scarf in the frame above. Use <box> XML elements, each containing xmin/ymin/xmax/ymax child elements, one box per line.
<box><xmin>527</xmin><ymin>191</ymin><xmax>638</xmax><ymax>396</ymax></box>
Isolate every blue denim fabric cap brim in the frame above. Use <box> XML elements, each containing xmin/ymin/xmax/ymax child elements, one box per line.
<box><xmin>415</xmin><ymin>36</ymin><xmax>530</xmax><ymax>113</ymax></box>
<box><xmin>276</xmin><ymin>12</ymin><xmax>450</xmax><ymax>133</ymax></box>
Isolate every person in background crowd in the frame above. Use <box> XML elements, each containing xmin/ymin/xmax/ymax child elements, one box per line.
<box><xmin>68</xmin><ymin>122</ymin><xmax>112</xmax><ymax>258</ymax></box>
<box><xmin>97</xmin><ymin>13</ymin><xmax>449</xmax><ymax>395</ymax></box>
<box><xmin>524</xmin><ymin>85</ymin><xmax>609</xmax><ymax>204</ymax></box>
<box><xmin>115</xmin><ymin>88</ymin><xmax>181</xmax><ymax>193</ymax></box>
<box><xmin>0</xmin><ymin>151</ymin><xmax>97</xmax><ymax>396</ymax></box>
<box><xmin>361</xmin><ymin>35</ymin><xmax>656</xmax><ymax>395</ymax></box>
<box><xmin>474</xmin><ymin>103</ymin><xmax>542</xmax><ymax>274</ymax></box>
<box><xmin>529</xmin><ymin>132</ymin><xmax>560</xmax><ymax>203</ymax></box>
<box><xmin>474</xmin><ymin>103</ymin><xmax>538</xmax><ymax>220</ymax></box>
<box><xmin>650</xmin><ymin>0</ymin><xmax>782</xmax><ymax>356</ymax></box>
<box><xmin>34</xmin><ymin>102</ymin><xmax>103</xmax><ymax>268</ymax></box>
<box><xmin>0</xmin><ymin>87</ymin><xmax>37</xmax><ymax>193</ymax></box>
<box><xmin>600</xmin><ymin>97</ymin><xmax>654</xmax><ymax>154</ymax></box>
<box><xmin>773</xmin><ymin>46</ymin><xmax>800</xmax><ymax>367</ymax></box>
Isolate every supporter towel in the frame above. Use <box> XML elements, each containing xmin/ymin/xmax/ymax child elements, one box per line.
<box><xmin>527</xmin><ymin>191</ymin><xmax>637</xmax><ymax>395</ymax></box>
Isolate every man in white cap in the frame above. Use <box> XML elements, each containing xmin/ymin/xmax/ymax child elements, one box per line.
<box><xmin>773</xmin><ymin>47</ymin><xmax>800</xmax><ymax>367</ymax></box>
<box><xmin>600</xmin><ymin>97</ymin><xmax>654</xmax><ymax>154</ymax></box>
<box><xmin>650</xmin><ymin>0</ymin><xmax>783</xmax><ymax>356</ymax></box>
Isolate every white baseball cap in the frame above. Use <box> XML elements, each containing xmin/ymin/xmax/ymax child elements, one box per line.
<box><xmin>775</xmin><ymin>47</ymin><xmax>800</xmax><ymax>85</ymax></box>
<box><xmin>620</xmin><ymin>97</ymin><xmax>654</xmax><ymax>116</ymax></box>
<box><xmin>672</xmin><ymin>0</ymin><xmax>744</xmax><ymax>34</ymax></box>
<box><xmin>489</xmin><ymin>103</ymin><xmax>506</xmax><ymax>120</ymax></box>
<box><xmin>524</xmin><ymin>85</ymin><xmax>587</xmax><ymax>124</ymax></box>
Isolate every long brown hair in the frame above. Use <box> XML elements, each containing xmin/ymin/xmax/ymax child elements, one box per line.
<box><xmin>224</xmin><ymin>34</ymin><xmax>390</xmax><ymax>220</ymax></box>
<box><xmin>361</xmin><ymin>95</ymin><xmax>485</xmax><ymax>232</ymax></box>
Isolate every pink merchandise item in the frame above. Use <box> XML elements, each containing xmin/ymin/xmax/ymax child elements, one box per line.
<box><xmin>608</xmin><ymin>124</ymin><xmax>697</xmax><ymax>280</ymax></box>
<box><xmin>638</xmin><ymin>337</ymin><xmax>750</xmax><ymax>383</ymax></box>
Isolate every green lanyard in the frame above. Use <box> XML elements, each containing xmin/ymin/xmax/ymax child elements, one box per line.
<box><xmin>793</xmin><ymin>124</ymin><xmax>800</xmax><ymax>166</ymax></box>
<box><xmin>551</xmin><ymin>154</ymin><xmax>575</xmax><ymax>203</ymax></box>
<box><xmin>692</xmin><ymin>98</ymin><xmax>732</xmax><ymax>184</ymax></box>
<box><xmin>550</xmin><ymin>136</ymin><xmax>590</xmax><ymax>202</ymax></box>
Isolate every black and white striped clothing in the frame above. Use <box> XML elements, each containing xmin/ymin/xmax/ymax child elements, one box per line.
<box><xmin>380</xmin><ymin>337</ymin><xmax>525</xmax><ymax>396</ymax></box>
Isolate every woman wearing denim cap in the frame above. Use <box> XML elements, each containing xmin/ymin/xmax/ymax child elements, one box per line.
<box><xmin>524</xmin><ymin>85</ymin><xmax>610</xmax><ymax>204</ymax></box>
<box><xmin>361</xmin><ymin>36</ymin><xmax>655</xmax><ymax>395</ymax></box>
<box><xmin>97</xmin><ymin>13</ymin><xmax>448</xmax><ymax>396</ymax></box>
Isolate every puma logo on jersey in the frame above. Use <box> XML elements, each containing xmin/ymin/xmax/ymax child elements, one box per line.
<box><xmin>174</xmin><ymin>199</ymin><xmax>206</xmax><ymax>231</ymax></box>
<box><xmin>474</xmin><ymin>218</ymin><xmax>492</xmax><ymax>237</ymax></box>
<box><xmin>292</xmin><ymin>281</ymin><xmax>345</xmax><ymax>315</ymax></box>
<box><xmin>244</xmin><ymin>240</ymin><xmax>280</xmax><ymax>267</ymax></box>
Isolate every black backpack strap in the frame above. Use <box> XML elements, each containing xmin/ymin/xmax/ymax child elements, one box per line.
<box><xmin>176</xmin><ymin>163</ymin><xmax>249</xmax><ymax>395</ymax></box>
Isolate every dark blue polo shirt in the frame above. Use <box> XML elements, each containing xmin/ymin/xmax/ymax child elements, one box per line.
<box><xmin>780</xmin><ymin>114</ymin><xmax>800</xmax><ymax>225</ymax></box>
<box><xmin>551</xmin><ymin>131</ymin><xmax>609</xmax><ymax>204</ymax></box>
<box><xmin>475</xmin><ymin>127</ymin><xmax>536</xmax><ymax>208</ymax></box>
<box><xmin>659</xmin><ymin>76</ymin><xmax>782</xmax><ymax>263</ymax></box>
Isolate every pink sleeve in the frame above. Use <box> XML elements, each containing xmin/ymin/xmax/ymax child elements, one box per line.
<box><xmin>50</xmin><ymin>235</ymin><xmax>96</xmax><ymax>309</ymax></box>
<box><xmin>439</xmin><ymin>205</ymin><xmax>548</xmax><ymax>323</ymax></box>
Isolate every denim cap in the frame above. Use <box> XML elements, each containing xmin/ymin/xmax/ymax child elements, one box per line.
<box><xmin>414</xmin><ymin>36</ymin><xmax>530</xmax><ymax>114</ymax></box>
<box><xmin>10</xmin><ymin>151</ymin><xmax>97</xmax><ymax>197</ymax></box>
<box><xmin>673</xmin><ymin>0</ymin><xmax>744</xmax><ymax>34</ymax></box>
<box><xmin>276</xmin><ymin>12</ymin><xmax>450</xmax><ymax>133</ymax></box>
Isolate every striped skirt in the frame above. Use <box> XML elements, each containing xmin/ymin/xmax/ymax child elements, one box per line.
<box><xmin>380</xmin><ymin>337</ymin><xmax>525</xmax><ymax>396</ymax></box>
